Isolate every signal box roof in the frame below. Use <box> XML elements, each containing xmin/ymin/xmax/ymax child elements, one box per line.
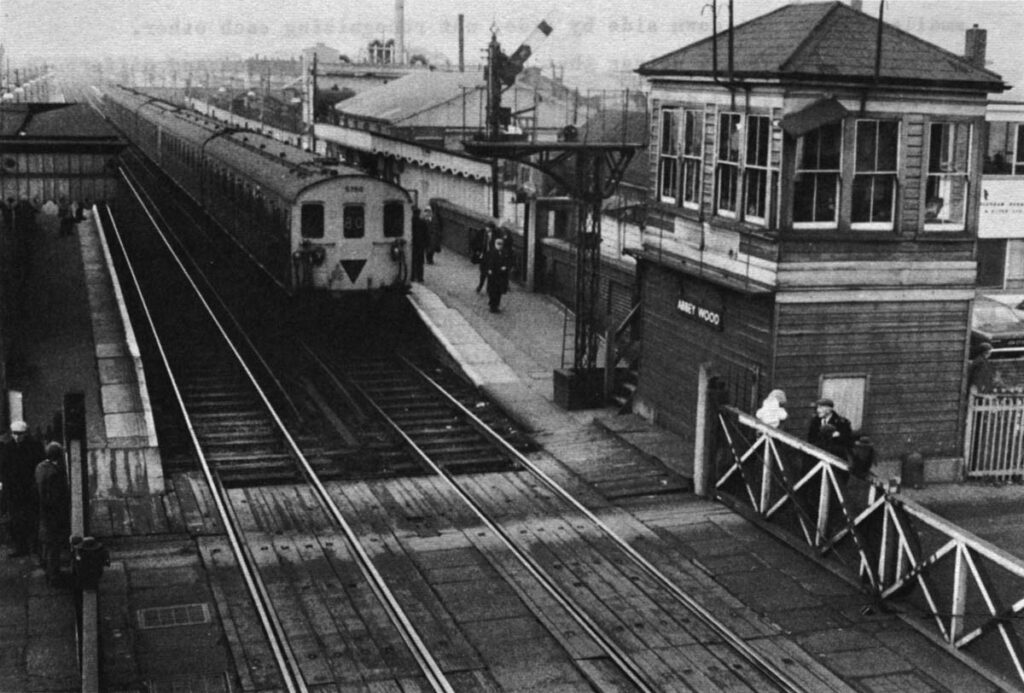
<box><xmin>637</xmin><ymin>1</ymin><xmax>1007</xmax><ymax>92</ymax></box>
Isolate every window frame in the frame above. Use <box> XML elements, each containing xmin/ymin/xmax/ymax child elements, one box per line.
<box><xmin>681</xmin><ymin>109</ymin><xmax>704</xmax><ymax>210</ymax></box>
<box><xmin>851</xmin><ymin>119</ymin><xmax>900</xmax><ymax>231</ymax></box>
<box><xmin>383</xmin><ymin>201</ymin><xmax>405</xmax><ymax>238</ymax></box>
<box><xmin>743</xmin><ymin>114</ymin><xmax>773</xmax><ymax>226</ymax></box>
<box><xmin>715</xmin><ymin>111</ymin><xmax>743</xmax><ymax>218</ymax></box>
<box><xmin>342</xmin><ymin>203</ymin><xmax>366</xmax><ymax>239</ymax></box>
<box><xmin>924</xmin><ymin>120</ymin><xmax>971</xmax><ymax>232</ymax></box>
<box><xmin>792</xmin><ymin>120</ymin><xmax>843</xmax><ymax>230</ymax></box>
<box><xmin>300</xmin><ymin>201</ymin><xmax>325</xmax><ymax>239</ymax></box>
<box><xmin>658</xmin><ymin>108</ymin><xmax>681</xmax><ymax>204</ymax></box>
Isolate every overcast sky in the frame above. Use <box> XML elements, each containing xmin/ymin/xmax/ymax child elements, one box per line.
<box><xmin>3</xmin><ymin>1</ymin><xmax>1024</xmax><ymax>92</ymax></box>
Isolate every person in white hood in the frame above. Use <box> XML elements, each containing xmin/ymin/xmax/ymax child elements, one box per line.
<box><xmin>756</xmin><ymin>389</ymin><xmax>788</xmax><ymax>428</ymax></box>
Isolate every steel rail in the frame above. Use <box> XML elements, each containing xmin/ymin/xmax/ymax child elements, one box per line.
<box><xmin>100</xmin><ymin>196</ymin><xmax>307</xmax><ymax>693</ymax></box>
<box><xmin>400</xmin><ymin>356</ymin><xmax>806</xmax><ymax>693</ymax></box>
<box><xmin>118</xmin><ymin>149</ymin><xmax>302</xmax><ymax>421</ymax></box>
<box><xmin>116</xmin><ymin>167</ymin><xmax>454</xmax><ymax>693</ymax></box>
<box><xmin>331</xmin><ymin>356</ymin><xmax>660</xmax><ymax>692</ymax></box>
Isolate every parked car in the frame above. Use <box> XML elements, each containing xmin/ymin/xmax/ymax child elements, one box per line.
<box><xmin>972</xmin><ymin>296</ymin><xmax>1024</xmax><ymax>359</ymax></box>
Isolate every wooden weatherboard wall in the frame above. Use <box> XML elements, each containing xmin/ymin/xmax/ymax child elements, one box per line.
<box><xmin>636</xmin><ymin>262</ymin><xmax>773</xmax><ymax>448</ymax></box>
<box><xmin>772</xmin><ymin>298</ymin><xmax>970</xmax><ymax>460</ymax></box>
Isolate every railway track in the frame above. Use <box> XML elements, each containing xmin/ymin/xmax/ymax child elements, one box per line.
<box><xmin>101</xmin><ymin>115</ymin><xmax>828</xmax><ymax>690</ymax></box>
<box><xmin>102</xmin><ymin>173</ymin><xmax>454</xmax><ymax>691</ymax></box>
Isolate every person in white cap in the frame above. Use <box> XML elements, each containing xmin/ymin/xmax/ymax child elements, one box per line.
<box><xmin>1</xmin><ymin>421</ymin><xmax>44</xmax><ymax>558</ymax></box>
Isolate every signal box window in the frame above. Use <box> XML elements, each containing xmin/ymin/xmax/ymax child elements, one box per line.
<box><xmin>716</xmin><ymin>112</ymin><xmax>742</xmax><ymax>217</ymax></box>
<box><xmin>343</xmin><ymin>204</ymin><xmax>365</xmax><ymax>238</ymax></box>
<box><xmin>301</xmin><ymin>203</ymin><xmax>324</xmax><ymax>239</ymax></box>
<box><xmin>925</xmin><ymin>122</ymin><xmax>971</xmax><ymax>230</ymax></box>
<box><xmin>852</xmin><ymin>120</ymin><xmax>899</xmax><ymax>229</ymax></box>
<box><xmin>383</xmin><ymin>201</ymin><xmax>404</xmax><ymax>238</ymax></box>
<box><xmin>983</xmin><ymin>122</ymin><xmax>1024</xmax><ymax>174</ymax></box>
<box><xmin>744</xmin><ymin>115</ymin><xmax>772</xmax><ymax>225</ymax></box>
<box><xmin>793</xmin><ymin>121</ymin><xmax>841</xmax><ymax>227</ymax></box>
<box><xmin>658</xmin><ymin>109</ymin><xmax>680</xmax><ymax>204</ymax></box>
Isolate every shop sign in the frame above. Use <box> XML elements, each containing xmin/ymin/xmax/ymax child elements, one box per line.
<box><xmin>979</xmin><ymin>178</ymin><xmax>1024</xmax><ymax>238</ymax></box>
<box><xmin>676</xmin><ymin>296</ymin><xmax>723</xmax><ymax>330</ymax></box>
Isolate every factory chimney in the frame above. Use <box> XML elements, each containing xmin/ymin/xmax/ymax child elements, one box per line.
<box><xmin>964</xmin><ymin>24</ymin><xmax>987</xmax><ymax>69</ymax></box>
<box><xmin>458</xmin><ymin>15</ymin><xmax>465</xmax><ymax>72</ymax></box>
<box><xmin>395</xmin><ymin>0</ymin><xmax>405</xmax><ymax>65</ymax></box>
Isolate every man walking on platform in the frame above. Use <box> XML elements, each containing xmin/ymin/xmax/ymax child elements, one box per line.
<box><xmin>0</xmin><ymin>421</ymin><xmax>44</xmax><ymax>558</ymax></box>
<box><xmin>484</xmin><ymin>235</ymin><xmax>511</xmax><ymax>313</ymax></box>
<box><xmin>411</xmin><ymin>207</ymin><xmax>429</xmax><ymax>282</ymax></box>
<box><xmin>36</xmin><ymin>442</ymin><xmax>70</xmax><ymax>585</ymax></box>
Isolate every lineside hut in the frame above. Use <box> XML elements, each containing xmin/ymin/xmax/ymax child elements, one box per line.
<box><xmin>633</xmin><ymin>2</ymin><xmax>1007</xmax><ymax>480</ymax></box>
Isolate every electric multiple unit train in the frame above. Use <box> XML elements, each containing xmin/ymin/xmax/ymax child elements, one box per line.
<box><xmin>100</xmin><ymin>85</ymin><xmax>413</xmax><ymax>297</ymax></box>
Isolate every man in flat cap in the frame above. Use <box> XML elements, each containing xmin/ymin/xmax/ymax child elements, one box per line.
<box><xmin>0</xmin><ymin>421</ymin><xmax>44</xmax><ymax>558</ymax></box>
<box><xmin>808</xmin><ymin>398</ymin><xmax>853</xmax><ymax>461</ymax></box>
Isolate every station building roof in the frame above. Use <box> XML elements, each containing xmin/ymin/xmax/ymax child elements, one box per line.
<box><xmin>334</xmin><ymin>71</ymin><xmax>484</xmax><ymax>125</ymax></box>
<box><xmin>637</xmin><ymin>1</ymin><xmax>1008</xmax><ymax>92</ymax></box>
<box><xmin>0</xmin><ymin>103</ymin><xmax>124</xmax><ymax>143</ymax></box>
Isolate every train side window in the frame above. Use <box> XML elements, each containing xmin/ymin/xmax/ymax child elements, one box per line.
<box><xmin>343</xmin><ymin>204</ymin><xmax>365</xmax><ymax>238</ymax></box>
<box><xmin>383</xmin><ymin>201</ymin><xmax>404</xmax><ymax>238</ymax></box>
<box><xmin>301</xmin><ymin>203</ymin><xmax>325</xmax><ymax>238</ymax></box>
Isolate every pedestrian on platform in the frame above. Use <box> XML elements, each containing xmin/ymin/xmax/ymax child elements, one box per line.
<box><xmin>58</xmin><ymin>196</ymin><xmax>74</xmax><ymax>236</ymax></box>
<box><xmin>76</xmin><ymin>199</ymin><xmax>90</xmax><ymax>222</ymax></box>
<box><xmin>411</xmin><ymin>206</ymin><xmax>429</xmax><ymax>282</ymax></box>
<box><xmin>755</xmin><ymin>389</ymin><xmax>788</xmax><ymax>428</ymax></box>
<box><xmin>423</xmin><ymin>208</ymin><xmax>440</xmax><ymax>265</ymax></box>
<box><xmin>0</xmin><ymin>421</ymin><xmax>44</xmax><ymax>558</ymax></box>
<box><xmin>807</xmin><ymin>398</ymin><xmax>853</xmax><ymax>461</ymax></box>
<box><xmin>36</xmin><ymin>442</ymin><xmax>70</xmax><ymax>585</ymax></box>
<box><xmin>484</xmin><ymin>235</ymin><xmax>511</xmax><ymax>313</ymax></box>
<box><xmin>472</xmin><ymin>222</ymin><xmax>497</xmax><ymax>292</ymax></box>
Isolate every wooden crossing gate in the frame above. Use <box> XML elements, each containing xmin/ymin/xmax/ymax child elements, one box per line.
<box><xmin>964</xmin><ymin>391</ymin><xmax>1024</xmax><ymax>479</ymax></box>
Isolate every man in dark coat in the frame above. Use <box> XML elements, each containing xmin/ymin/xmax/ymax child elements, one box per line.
<box><xmin>1</xmin><ymin>421</ymin><xmax>44</xmax><ymax>557</ymax></box>
<box><xmin>484</xmin><ymin>235</ymin><xmax>511</xmax><ymax>313</ymax></box>
<box><xmin>411</xmin><ymin>207</ymin><xmax>428</xmax><ymax>282</ymax></box>
<box><xmin>36</xmin><ymin>442</ymin><xmax>70</xmax><ymax>584</ymax></box>
<box><xmin>472</xmin><ymin>222</ymin><xmax>497</xmax><ymax>292</ymax></box>
<box><xmin>807</xmin><ymin>398</ymin><xmax>854</xmax><ymax>461</ymax></box>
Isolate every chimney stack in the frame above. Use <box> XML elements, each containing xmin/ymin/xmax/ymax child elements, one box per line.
<box><xmin>395</xmin><ymin>0</ymin><xmax>405</xmax><ymax>65</ymax></box>
<box><xmin>458</xmin><ymin>15</ymin><xmax>465</xmax><ymax>73</ymax></box>
<box><xmin>965</xmin><ymin>24</ymin><xmax>987</xmax><ymax>69</ymax></box>
<box><xmin>850</xmin><ymin>0</ymin><xmax>863</xmax><ymax>10</ymax></box>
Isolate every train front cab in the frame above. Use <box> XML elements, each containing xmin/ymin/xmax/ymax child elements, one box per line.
<box><xmin>290</xmin><ymin>182</ymin><xmax>411</xmax><ymax>297</ymax></box>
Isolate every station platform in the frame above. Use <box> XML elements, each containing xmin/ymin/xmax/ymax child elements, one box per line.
<box><xmin>0</xmin><ymin>206</ymin><xmax>1016</xmax><ymax>690</ymax></box>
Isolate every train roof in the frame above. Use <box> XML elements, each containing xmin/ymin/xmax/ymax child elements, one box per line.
<box><xmin>105</xmin><ymin>86</ymin><xmax>403</xmax><ymax>202</ymax></box>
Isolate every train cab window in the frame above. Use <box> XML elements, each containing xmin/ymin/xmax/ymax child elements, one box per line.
<box><xmin>301</xmin><ymin>203</ymin><xmax>325</xmax><ymax>238</ymax></box>
<box><xmin>383</xmin><ymin>201</ymin><xmax>404</xmax><ymax>238</ymax></box>
<box><xmin>343</xmin><ymin>204</ymin><xmax>365</xmax><ymax>238</ymax></box>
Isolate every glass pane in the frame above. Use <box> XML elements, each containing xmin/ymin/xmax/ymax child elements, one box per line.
<box><xmin>719</xmin><ymin>113</ymin><xmax>741</xmax><ymax>162</ymax></box>
<box><xmin>300</xmin><ymin>203</ymin><xmax>324</xmax><ymax>238</ymax></box>
<box><xmin>744</xmin><ymin>168</ymin><xmax>767</xmax><ymax>218</ymax></box>
<box><xmin>661</xmin><ymin>110</ymin><xmax>678</xmax><ymax>155</ymax></box>
<box><xmin>856</xmin><ymin>121</ymin><xmax>876</xmax><ymax>171</ymax></box>
<box><xmin>984</xmin><ymin>122</ymin><xmax>1009</xmax><ymax>173</ymax></box>
<box><xmin>852</xmin><ymin>177</ymin><xmax>872</xmax><ymax>222</ymax></box>
<box><xmin>682</xmin><ymin>159</ymin><xmax>700</xmax><ymax>203</ymax></box>
<box><xmin>343</xmin><ymin>204</ymin><xmax>365</xmax><ymax>238</ymax></box>
<box><xmin>1017</xmin><ymin>124</ymin><xmax>1024</xmax><ymax>167</ymax></box>
<box><xmin>871</xmin><ymin>176</ymin><xmax>894</xmax><ymax>221</ymax></box>
<box><xmin>877</xmin><ymin>121</ymin><xmax>899</xmax><ymax>170</ymax></box>
<box><xmin>717</xmin><ymin>165</ymin><xmax>738</xmax><ymax>212</ymax></box>
<box><xmin>819</xmin><ymin>122</ymin><xmax>842</xmax><ymax>170</ymax></box>
<box><xmin>953</xmin><ymin>123</ymin><xmax>971</xmax><ymax>172</ymax></box>
<box><xmin>929</xmin><ymin>123</ymin><xmax>947</xmax><ymax>173</ymax></box>
<box><xmin>684</xmin><ymin>111</ymin><xmax>703</xmax><ymax>156</ymax></box>
<box><xmin>815</xmin><ymin>173</ymin><xmax>838</xmax><ymax>221</ymax></box>
<box><xmin>383</xmin><ymin>201</ymin><xmax>404</xmax><ymax>237</ymax></box>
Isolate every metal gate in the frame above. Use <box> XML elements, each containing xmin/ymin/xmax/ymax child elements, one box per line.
<box><xmin>964</xmin><ymin>391</ymin><xmax>1024</xmax><ymax>478</ymax></box>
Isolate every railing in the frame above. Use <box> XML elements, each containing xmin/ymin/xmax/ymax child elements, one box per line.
<box><xmin>713</xmin><ymin>406</ymin><xmax>1024</xmax><ymax>689</ymax></box>
<box><xmin>965</xmin><ymin>391</ymin><xmax>1024</xmax><ymax>479</ymax></box>
<box><xmin>603</xmin><ymin>302</ymin><xmax>640</xmax><ymax>402</ymax></box>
